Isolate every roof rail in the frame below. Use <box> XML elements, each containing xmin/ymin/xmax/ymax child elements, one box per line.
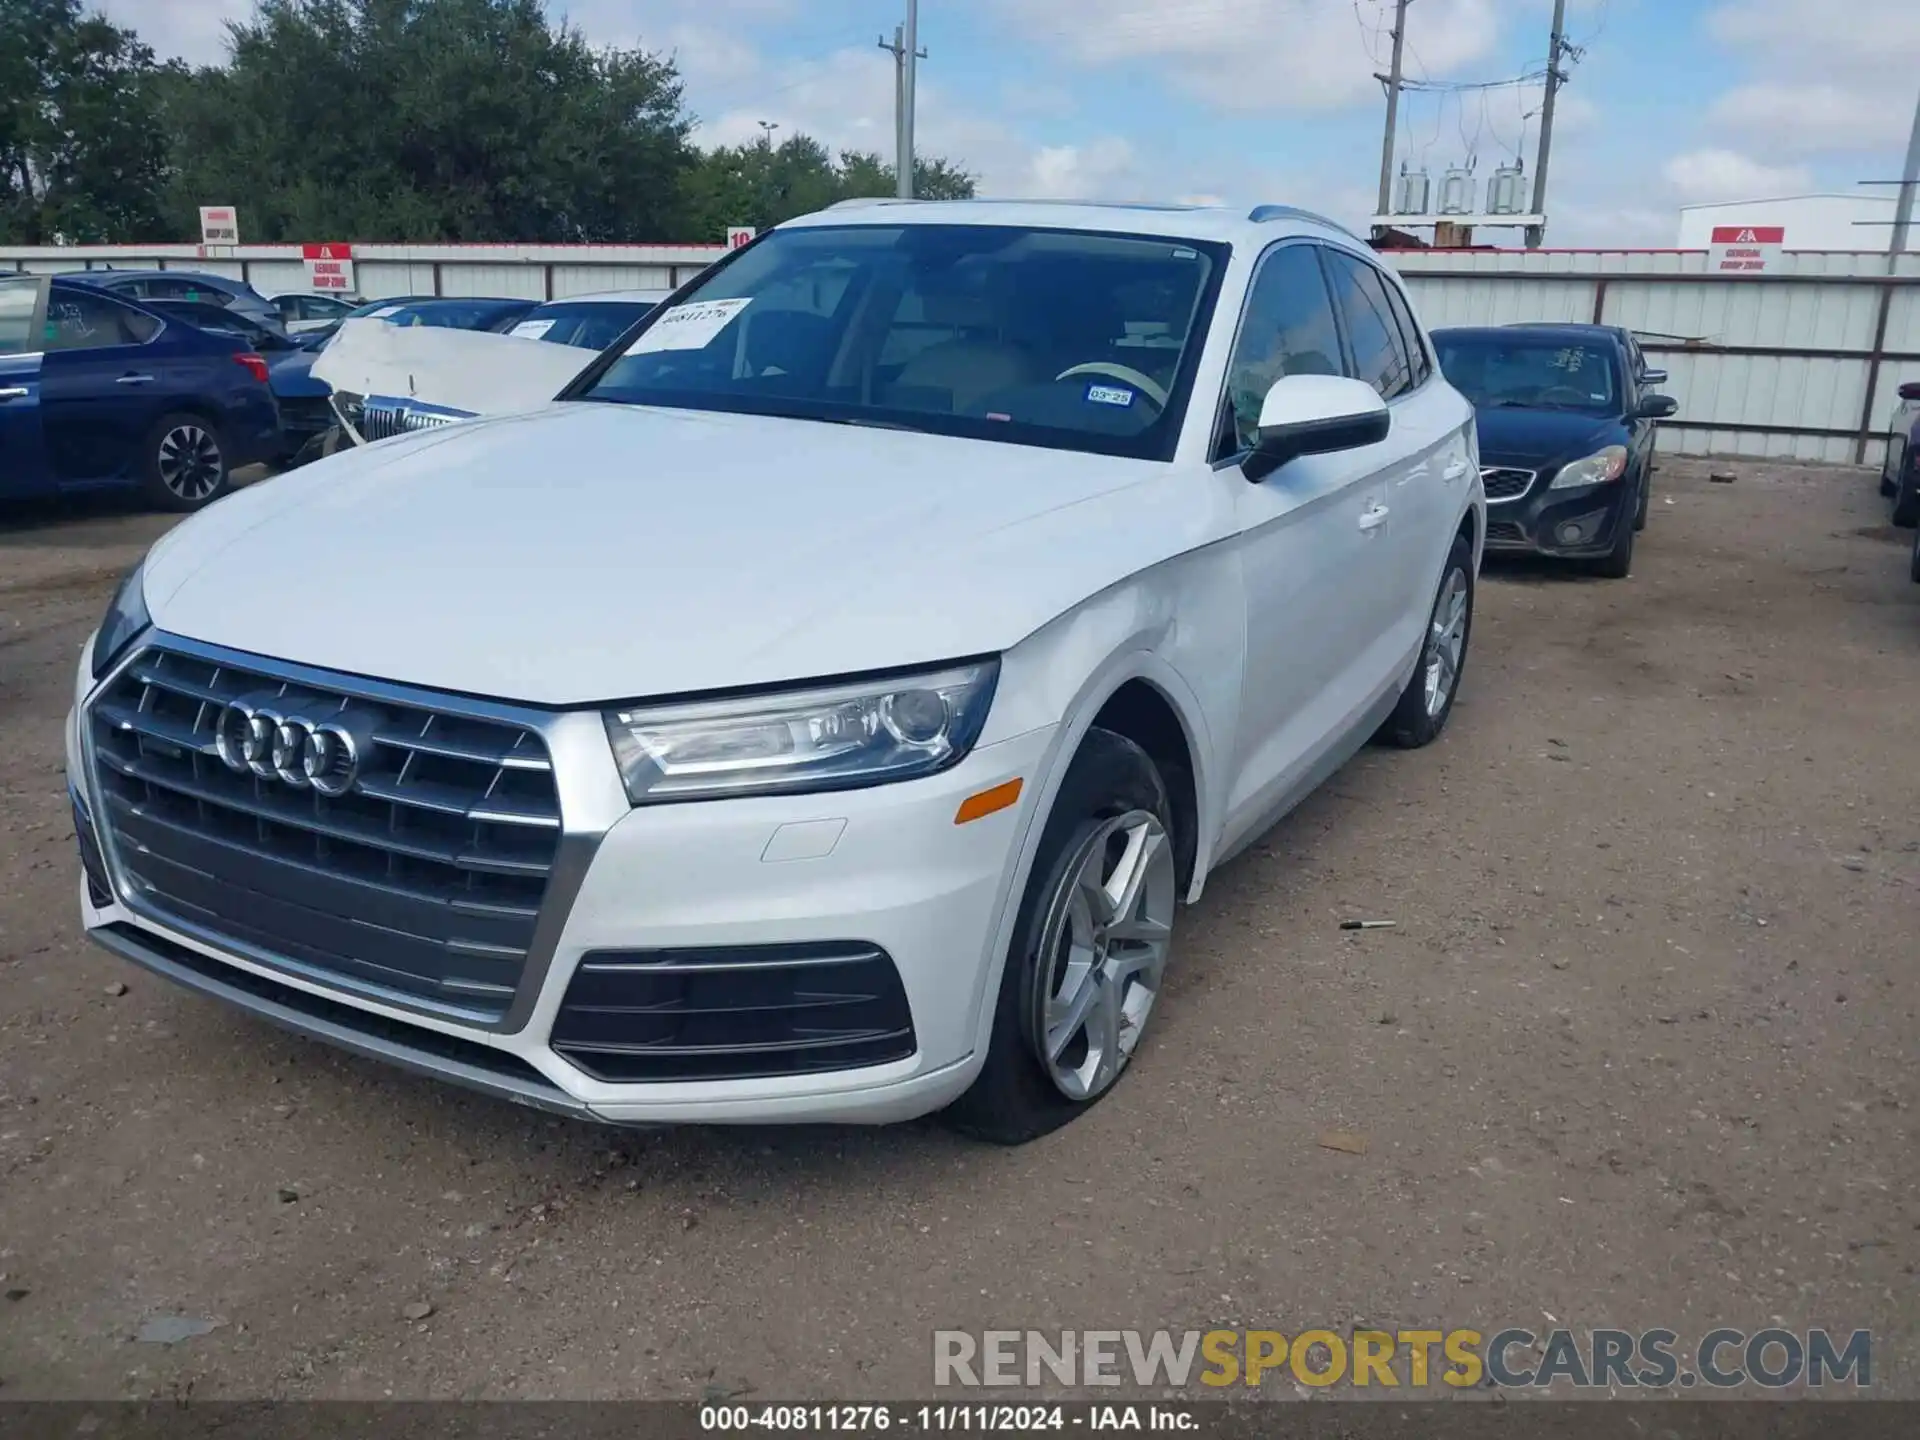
<box><xmin>825</xmin><ymin>196</ymin><xmax>925</xmax><ymax>210</ymax></box>
<box><xmin>1247</xmin><ymin>204</ymin><xmax>1360</xmax><ymax>237</ymax></box>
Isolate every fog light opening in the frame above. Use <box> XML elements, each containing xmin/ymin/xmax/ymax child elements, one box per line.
<box><xmin>1557</xmin><ymin>522</ymin><xmax>1587</xmax><ymax>545</ymax></box>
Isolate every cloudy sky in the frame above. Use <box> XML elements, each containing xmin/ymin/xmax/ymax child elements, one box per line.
<box><xmin>105</xmin><ymin>0</ymin><xmax>1920</xmax><ymax>246</ymax></box>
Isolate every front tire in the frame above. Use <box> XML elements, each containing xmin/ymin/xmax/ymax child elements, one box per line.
<box><xmin>1381</xmin><ymin>532</ymin><xmax>1474</xmax><ymax>749</ymax></box>
<box><xmin>943</xmin><ymin>729</ymin><xmax>1177</xmax><ymax>1145</ymax></box>
<box><xmin>1590</xmin><ymin>501</ymin><xmax>1637</xmax><ymax>579</ymax></box>
<box><xmin>1892</xmin><ymin>459</ymin><xmax>1920</xmax><ymax>529</ymax></box>
<box><xmin>140</xmin><ymin>413</ymin><xmax>231</xmax><ymax>512</ymax></box>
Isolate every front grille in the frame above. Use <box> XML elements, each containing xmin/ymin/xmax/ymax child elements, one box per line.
<box><xmin>88</xmin><ymin>644</ymin><xmax>561</xmax><ymax>1022</ymax></box>
<box><xmin>1481</xmin><ymin>466</ymin><xmax>1536</xmax><ymax>501</ymax></box>
<box><xmin>360</xmin><ymin>396</ymin><xmax>470</xmax><ymax>443</ymax></box>
<box><xmin>551</xmin><ymin>943</ymin><xmax>917</xmax><ymax>1082</ymax></box>
<box><xmin>1485</xmin><ymin>519</ymin><xmax>1528</xmax><ymax>545</ymax></box>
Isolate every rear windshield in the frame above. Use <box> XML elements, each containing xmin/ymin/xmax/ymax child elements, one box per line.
<box><xmin>572</xmin><ymin>223</ymin><xmax>1229</xmax><ymax>462</ymax></box>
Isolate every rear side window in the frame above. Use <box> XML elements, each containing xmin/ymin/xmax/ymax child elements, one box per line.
<box><xmin>1324</xmin><ymin>251</ymin><xmax>1414</xmax><ymax>401</ymax></box>
<box><xmin>1377</xmin><ymin>275</ymin><xmax>1431</xmax><ymax>386</ymax></box>
<box><xmin>0</xmin><ymin>279</ymin><xmax>44</xmax><ymax>354</ymax></box>
<box><xmin>46</xmin><ymin>290</ymin><xmax>158</xmax><ymax>348</ymax></box>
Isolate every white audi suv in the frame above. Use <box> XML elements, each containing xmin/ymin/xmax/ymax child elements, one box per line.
<box><xmin>68</xmin><ymin>199</ymin><xmax>1484</xmax><ymax>1143</ymax></box>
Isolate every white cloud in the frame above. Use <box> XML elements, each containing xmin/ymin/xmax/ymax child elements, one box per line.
<box><xmin>96</xmin><ymin>0</ymin><xmax>250</xmax><ymax>64</ymax></box>
<box><xmin>1661</xmin><ymin>148</ymin><xmax>1813</xmax><ymax>204</ymax></box>
<box><xmin>993</xmin><ymin>0</ymin><xmax>1503</xmax><ymax>111</ymax></box>
<box><xmin>1708</xmin><ymin>83</ymin><xmax>1900</xmax><ymax>157</ymax></box>
<box><xmin>1702</xmin><ymin>0</ymin><xmax>1920</xmax><ymax>160</ymax></box>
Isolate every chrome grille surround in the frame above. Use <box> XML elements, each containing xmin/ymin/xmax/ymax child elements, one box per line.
<box><xmin>1481</xmin><ymin>466</ymin><xmax>1537</xmax><ymax>503</ymax></box>
<box><xmin>359</xmin><ymin>395</ymin><xmax>474</xmax><ymax>443</ymax></box>
<box><xmin>81</xmin><ymin>632</ymin><xmax>621</xmax><ymax>1034</ymax></box>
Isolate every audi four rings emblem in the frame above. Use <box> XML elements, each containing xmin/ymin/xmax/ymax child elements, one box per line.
<box><xmin>214</xmin><ymin>693</ymin><xmax>379</xmax><ymax>797</ymax></box>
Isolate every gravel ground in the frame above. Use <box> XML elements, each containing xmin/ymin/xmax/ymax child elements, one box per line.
<box><xmin>0</xmin><ymin>456</ymin><xmax>1915</xmax><ymax>1401</ymax></box>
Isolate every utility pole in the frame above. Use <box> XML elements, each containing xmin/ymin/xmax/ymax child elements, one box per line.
<box><xmin>1891</xmin><ymin>84</ymin><xmax>1920</xmax><ymax>259</ymax></box>
<box><xmin>757</xmin><ymin>120</ymin><xmax>779</xmax><ymax>149</ymax></box>
<box><xmin>1373</xmin><ymin>0</ymin><xmax>1411</xmax><ymax>224</ymax></box>
<box><xmin>877</xmin><ymin>8</ymin><xmax>928</xmax><ymax>199</ymax></box>
<box><xmin>1526</xmin><ymin>0</ymin><xmax>1569</xmax><ymax>249</ymax></box>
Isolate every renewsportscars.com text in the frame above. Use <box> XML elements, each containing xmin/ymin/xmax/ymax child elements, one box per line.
<box><xmin>933</xmin><ymin>1328</ymin><xmax>1872</xmax><ymax>1391</ymax></box>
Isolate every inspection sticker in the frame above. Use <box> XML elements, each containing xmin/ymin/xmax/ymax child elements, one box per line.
<box><xmin>1086</xmin><ymin>383</ymin><xmax>1136</xmax><ymax>407</ymax></box>
<box><xmin>625</xmin><ymin>297</ymin><xmax>751</xmax><ymax>355</ymax></box>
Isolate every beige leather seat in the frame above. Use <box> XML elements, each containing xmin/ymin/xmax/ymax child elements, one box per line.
<box><xmin>885</xmin><ymin>291</ymin><xmax>1037</xmax><ymax>413</ymax></box>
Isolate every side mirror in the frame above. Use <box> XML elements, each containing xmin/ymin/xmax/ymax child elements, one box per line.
<box><xmin>1243</xmin><ymin>375</ymin><xmax>1391</xmax><ymax>482</ymax></box>
<box><xmin>1899</xmin><ymin>381</ymin><xmax>1920</xmax><ymax>402</ymax></box>
<box><xmin>1641</xmin><ymin>367</ymin><xmax>1668</xmax><ymax>385</ymax></box>
<box><xmin>1635</xmin><ymin>393</ymin><xmax>1679</xmax><ymax>421</ymax></box>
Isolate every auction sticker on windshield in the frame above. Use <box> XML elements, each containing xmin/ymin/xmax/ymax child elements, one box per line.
<box><xmin>626</xmin><ymin>298</ymin><xmax>751</xmax><ymax>355</ymax></box>
<box><xmin>510</xmin><ymin>319</ymin><xmax>555</xmax><ymax>340</ymax></box>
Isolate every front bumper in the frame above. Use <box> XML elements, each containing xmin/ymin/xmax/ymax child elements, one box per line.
<box><xmin>1481</xmin><ymin>465</ymin><xmax>1634</xmax><ymax>558</ymax></box>
<box><xmin>69</xmin><ymin>634</ymin><xmax>1057</xmax><ymax>1126</ymax></box>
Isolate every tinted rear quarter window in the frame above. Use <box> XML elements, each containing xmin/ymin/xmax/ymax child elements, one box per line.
<box><xmin>1324</xmin><ymin>251</ymin><xmax>1413</xmax><ymax>400</ymax></box>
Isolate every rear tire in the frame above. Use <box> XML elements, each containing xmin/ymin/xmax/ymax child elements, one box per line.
<box><xmin>139</xmin><ymin>413</ymin><xmax>231</xmax><ymax>512</ymax></box>
<box><xmin>1634</xmin><ymin>467</ymin><xmax>1650</xmax><ymax>531</ymax></box>
<box><xmin>1381</xmin><ymin>532</ymin><xmax>1474</xmax><ymax>749</ymax></box>
<box><xmin>1892</xmin><ymin>461</ymin><xmax>1920</xmax><ymax>529</ymax></box>
<box><xmin>1881</xmin><ymin>451</ymin><xmax>1898</xmax><ymax>499</ymax></box>
<box><xmin>943</xmin><ymin>729</ymin><xmax>1177</xmax><ymax>1146</ymax></box>
<box><xmin>1910</xmin><ymin>526</ymin><xmax>1920</xmax><ymax>585</ymax></box>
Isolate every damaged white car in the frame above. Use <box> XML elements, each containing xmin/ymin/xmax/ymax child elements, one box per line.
<box><xmin>316</xmin><ymin>289</ymin><xmax>668</xmax><ymax>443</ymax></box>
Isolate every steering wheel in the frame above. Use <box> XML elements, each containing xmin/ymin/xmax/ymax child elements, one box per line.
<box><xmin>1054</xmin><ymin>362</ymin><xmax>1170</xmax><ymax>410</ymax></box>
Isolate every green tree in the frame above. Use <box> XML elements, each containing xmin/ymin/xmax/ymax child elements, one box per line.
<box><xmin>0</xmin><ymin>0</ymin><xmax>177</xmax><ymax>243</ymax></box>
<box><xmin>678</xmin><ymin>138</ymin><xmax>976</xmax><ymax>241</ymax></box>
<box><xmin>162</xmin><ymin>0</ymin><xmax>696</xmax><ymax>243</ymax></box>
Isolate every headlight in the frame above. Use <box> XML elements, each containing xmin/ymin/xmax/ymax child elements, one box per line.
<box><xmin>91</xmin><ymin>562</ymin><xmax>150</xmax><ymax>678</ymax></box>
<box><xmin>603</xmin><ymin>659</ymin><xmax>999</xmax><ymax>805</ymax></box>
<box><xmin>1548</xmin><ymin>445</ymin><xmax>1629</xmax><ymax>490</ymax></box>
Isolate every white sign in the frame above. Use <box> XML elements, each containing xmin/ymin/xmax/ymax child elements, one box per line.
<box><xmin>302</xmin><ymin>242</ymin><xmax>355</xmax><ymax>292</ymax></box>
<box><xmin>1707</xmin><ymin>225</ymin><xmax>1784</xmax><ymax>275</ymax></box>
<box><xmin>509</xmin><ymin>319</ymin><xmax>556</xmax><ymax>340</ymax></box>
<box><xmin>726</xmin><ymin>226</ymin><xmax>756</xmax><ymax>250</ymax></box>
<box><xmin>625</xmin><ymin>298</ymin><xmax>752</xmax><ymax>355</ymax></box>
<box><xmin>198</xmin><ymin>206</ymin><xmax>240</xmax><ymax>247</ymax></box>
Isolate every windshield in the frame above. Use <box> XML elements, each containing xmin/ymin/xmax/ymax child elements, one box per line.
<box><xmin>347</xmin><ymin>299</ymin><xmax>528</xmax><ymax>330</ymax></box>
<box><xmin>1435</xmin><ymin>337</ymin><xmax>1621</xmax><ymax>414</ymax></box>
<box><xmin>574</xmin><ymin>223</ymin><xmax>1227</xmax><ymax>460</ymax></box>
<box><xmin>504</xmin><ymin>300</ymin><xmax>660</xmax><ymax>350</ymax></box>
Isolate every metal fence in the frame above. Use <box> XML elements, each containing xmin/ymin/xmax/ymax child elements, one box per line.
<box><xmin>1391</xmin><ymin>248</ymin><xmax>1920</xmax><ymax>467</ymax></box>
<box><xmin>8</xmin><ymin>239</ymin><xmax>1919</xmax><ymax>467</ymax></box>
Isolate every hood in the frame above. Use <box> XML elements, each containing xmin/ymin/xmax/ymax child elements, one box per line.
<box><xmin>1473</xmin><ymin>406</ymin><xmax>1627</xmax><ymax>470</ymax></box>
<box><xmin>141</xmin><ymin>405</ymin><xmax>1211</xmax><ymax>706</ymax></box>
<box><xmin>311</xmin><ymin>317</ymin><xmax>594</xmax><ymax>416</ymax></box>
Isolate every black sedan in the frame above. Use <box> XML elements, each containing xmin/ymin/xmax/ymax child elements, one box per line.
<box><xmin>1433</xmin><ymin>324</ymin><xmax>1678</xmax><ymax>578</ymax></box>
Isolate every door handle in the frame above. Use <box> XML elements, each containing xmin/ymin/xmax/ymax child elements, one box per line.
<box><xmin>1358</xmin><ymin>503</ymin><xmax>1390</xmax><ymax>532</ymax></box>
<box><xmin>116</xmin><ymin>373</ymin><xmax>155</xmax><ymax>385</ymax></box>
<box><xmin>0</xmin><ymin>386</ymin><xmax>28</xmax><ymax>401</ymax></box>
<box><xmin>1444</xmin><ymin>460</ymin><xmax>1471</xmax><ymax>482</ymax></box>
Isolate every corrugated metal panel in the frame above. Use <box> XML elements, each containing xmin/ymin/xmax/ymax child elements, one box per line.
<box><xmin>1402</xmin><ymin>276</ymin><xmax>1594</xmax><ymax>327</ymax></box>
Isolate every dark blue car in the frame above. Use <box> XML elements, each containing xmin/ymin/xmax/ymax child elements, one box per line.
<box><xmin>0</xmin><ymin>275</ymin><xmax>281</xmax><ymax>512</ymax></box>
<box><xmin>1433</xmin><ymin>323</ymin><xmax>1678</xmax><ymax>579</ymax></box>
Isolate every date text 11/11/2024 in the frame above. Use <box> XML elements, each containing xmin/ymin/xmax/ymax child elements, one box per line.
<box><xmin>701</xmin><ymin>1405</ymin><xmax>1198</xmax><ymax>1432</ymax></box>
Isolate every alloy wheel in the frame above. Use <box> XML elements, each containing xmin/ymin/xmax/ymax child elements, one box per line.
<box><xmin>156</xmin><ymin>424</ymin><xmax>224</xmax><ymax>501</ymax></box>
<box><xmin>1029</xmin><ymin>809</ymin><xmax>1177</xmax><ymax>1102</ymax></box>
<box><xmin>1424</xmin><ymin>566</ymin><xmax>1469</xmax><ymax>718</ymax></box>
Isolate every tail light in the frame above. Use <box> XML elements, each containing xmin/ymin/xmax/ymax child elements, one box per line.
<box><xmin>233</xmin><ymin>352</ymin><xmax>269</xmax><ymax>383</ymax></box>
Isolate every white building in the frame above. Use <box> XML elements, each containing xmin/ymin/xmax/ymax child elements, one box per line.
<box><xmin>1676</xmin><ymin>192</ymin><xmax>1919</xmax><ymax>252</ymax></box>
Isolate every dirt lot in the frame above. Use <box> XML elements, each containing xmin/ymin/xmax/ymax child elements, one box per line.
<box><xmin>0</xmin><ymin>457</ymin><xmax>1915</xmax><ymax>1401</ymax></box>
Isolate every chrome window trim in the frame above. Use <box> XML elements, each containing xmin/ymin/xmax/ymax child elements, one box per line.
<box><xmin>80</xmin><ymin>630</ymin><xmax>632</xmax><ymax>1037</ymax></box>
